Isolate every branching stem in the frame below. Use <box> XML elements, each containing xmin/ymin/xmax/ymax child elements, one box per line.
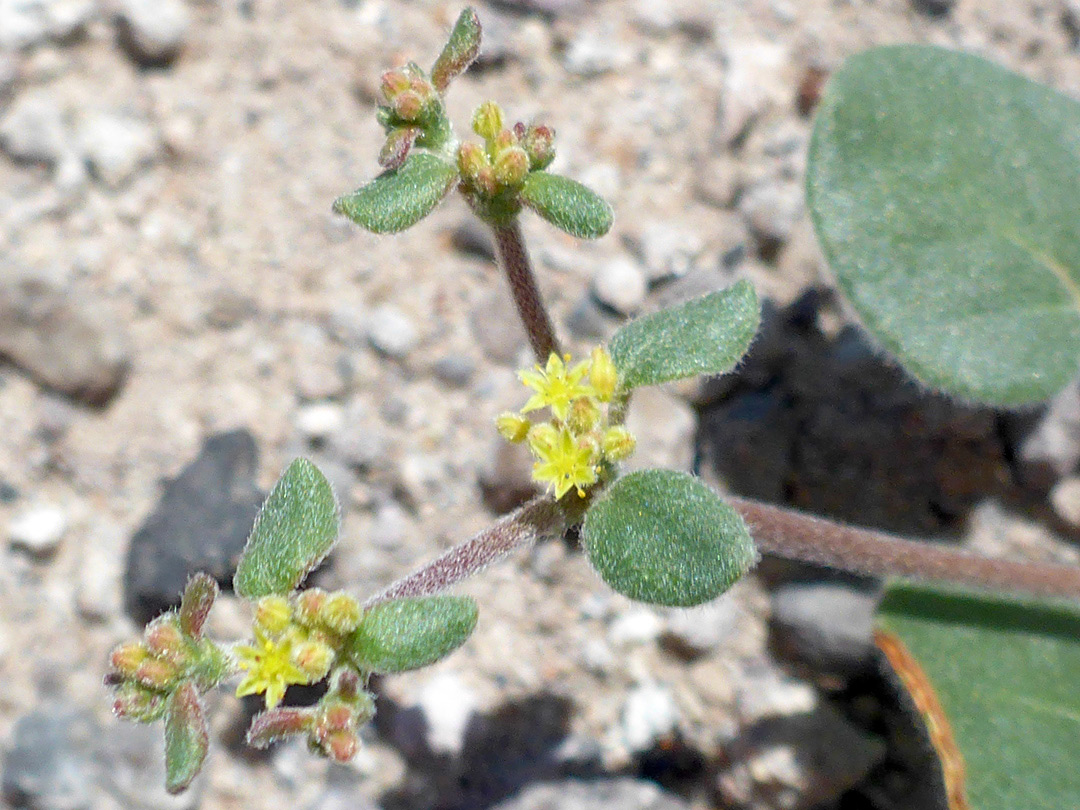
<box><xmin>492</xmin><ymin>222</ymin><xmax>561</xmax><ymax>362</ymax></box>
<box><xmin>731</xmin><ymin>496</ymin><xmax>1080</xmax><ymax>600</ymax></box>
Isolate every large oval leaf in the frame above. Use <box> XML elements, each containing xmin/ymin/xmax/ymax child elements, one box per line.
<box><xmin>520</xmin><ymin>171</ymin><xmax>613</xmax><ymax>239</ymax></box>
<box><xmin>333</xmin><ymin>152</ymin><xmax>458</xmax><ymax>234</ymax></box>
<box><xmin>609</xmin><ymin>281</ymin><xmax>759</xmax><ymax>390</ymax></box>
<box><xmin>582</xmin><ymin>470</ymin><xmax>757</xmax><ymax>606</ymax></box>
<box><xmin>234</xmin><ymin>459</ymin><xmax>339</xmax><ymax>599</ymax></box>
<box><xmin>876</xmin><ymin>581</ymin><xmax>1080</xmax><ymax>809</ymax></box>
<box><xmin>348</xmin><ymin>596</ymin><xmax>478</xmax><ymax>674</ymax></box>
<box><xmin>807</xmin><ymin>45</ymin><xmax>1080</xmax><ymax>406</ymax></box>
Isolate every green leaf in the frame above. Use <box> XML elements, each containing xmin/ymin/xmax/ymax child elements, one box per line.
<box><xmin>582</xmin><ymin>470</ymin><xmax>757</xmax><ymax>607</ymax></box>
<box><xmin>164</xmin><ymin>682</ymin><xmax>209</xmax><ymax>795</ymax></box>
<box><xmin>807</xmin><ymin>45</ymin><xmax>1080</xmax><ymax>406</ymax></box>
<box><xmin>234</xmin><ymin>459</ymin><xmax>339</xmax><ymax>599</ymax></box>
<box><xmin>520</xmin><ymin>171</ymin><xmax>613</xmax><ymax>239</ymax></box>
<box><xmin>876</xmin><ymin>581</ymin><xmax>1080</xmax><ymax>809</ymax></box>
<box><xmin>348</xmin><ymin>596</ymin><xmax>478</xmax><ymax>674</ymax></box>
<box><xmin>333</xmin><ymin>153</ymin><xmax>458</xmax><ymax>234</ymax></box>
<box><xmin>609</xmin><ymin>281</ymin><xmax>759</xmax><ymax>390</ymax></box>
<box><xmin>430</xmin><ymin>7</ymin><xmax>481</xmax><ymax>93</ymax></box>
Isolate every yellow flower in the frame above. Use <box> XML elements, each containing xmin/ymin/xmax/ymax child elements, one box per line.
<box><xmin>496</xmin><ymin>412</ymin><xmax>531</xmax><ymax>443</ymax></box>
<box><xmin>531</xmin><ymin>428</ymin><xmax>598</xmax><ymax>499</ymax></box>
<box><xmin>234</xmin><ymin>629</ymin><xmax>310</xmax><ymax>709</ymax></box>
<box><xmin>518</xmin><ymin>353</ymin><xmax>594</xmax><ymax>422</ymax></box>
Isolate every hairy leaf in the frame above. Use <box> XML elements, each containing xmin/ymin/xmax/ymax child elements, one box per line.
<box><xmin>609</xmin><ymin>281</ymin><xmax>759</xmax><ymax>390</ymax></box>
<box><xmin>234</xmin><ymin>459</ymin><xmax>339</xmax><ymax>599</ymax></box>
<box><xmin>876</xmin><ymin>581</ymin><xmax>1080</xmax><ymax>809</ymax></box>
<box><xmin>164</xmin><ymin>682</ymin><xmax>208</xmax><ymax>795</ymax></box>
<box><xmin>520</xmin><ymin>171</ymin><xmax>613</xmax><ymax>239</ymax></box>
<box><xmin>430</xmin><ymin>7</ymin><xmax>481</xmax><ymax>92</ymax></box>
<box><xmin>582</xmin><ymin>470</ymin><xmax>757</xmax><ymax>606</ymax></box>
<box><xmin>807</xmin><ymin>45</ymin><xmax>1080</xmax><ymax>405</ymax></box>
<box><xmin>333</xmin><ymin>153</ymin><xmax>458</xmax><ymax>234</ymax></box>
<box><xmin>349</xmin><ymin>596</ymin><xmax>478</xmax><ymax>674</ymax></box>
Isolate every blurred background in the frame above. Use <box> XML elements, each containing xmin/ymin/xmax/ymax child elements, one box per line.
<box><xmin>3</xmin><ymin>1</ymin><xmax>1080</xmax><ymax>809</ymax></box>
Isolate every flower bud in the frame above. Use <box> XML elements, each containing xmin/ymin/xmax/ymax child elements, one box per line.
<box><xmin>457</xmin><ymin>141</ymin><xmax>489</xmax><ymax>183</ymax></box>
<box><xmin>133</xmin><ymin>657</ymin><xmax>180</xmax><ymax>690</ymax></box>
<box><xmin>393</xmin><ymin>90</ymin><xmax>423</xmax><ymax>122</ymax></box>
<box><xmin>493</xmin><ymin>128</ymin><xmax>517</xmax><ymax>152</ymax></box>
<box><xmin>254</xmin><ymin>595</ymin><xmax>292</xmax><ymax>635</ymax></box>
<box><xmin>326</xmin><ymin>731</ymin><xmax>360</xmax><ymax>762</ymax></box>
<box><xmin>494</xmin><ymin>146</ymin><xmax>529</xmax><ymax>187</ymax></box>
<box><xmin>523</xmin><ymin>125</ymin><xmax>556</xmax><ymax>170</ymax></box>
<box><xmin>527</xmin><ymin>422</ymin><xmax>558</xmax><ymax>454</ymax></box>
<box><xmin>472</xmin><ymin>101</ymin><xmax>504</xmax><ymax>141</ymax></box>
<box><xmin>110</xmin><ymin>641</ymin><xmax>149</xmax><ymax>678</ymax></box>
<box><xmin>293</xmin><ymin>588</ymin><xmax>328</xmax><ymax>627</ymax></box>
<box><xmin>293</xmin><ymin>639</ymin><xmax>334</xmax><ymax>681</ymax></box>
<box><xmin>144</xmin><ymin>617</ymin><xmax>191</xmax><ymax>666</ymax></box>
<box><xmin>112</xmin><ymin>682</ymin><xmax>168</xmax><ymax>723</ymax></box>
<box><xmin>601</xmin><ymin>426</ymin><xmax>636</xmax><ymax>462</ymax></box>
<box><xmin>380</xmin><ymin>68</ymin><xmax>411</xmax><ymax>102</ymax></box>
<box><xmin>496</xmin><ymin>412</ymin><xmax>531</xmax><ymax>443</ymax></box>
<box><xmin>321</xmin><ymin>592</ymin><xmax>362</xmax><ymax>635</ymax></box>
<box><xmin>567</xmin><ymin>396</ymin><xmax>601</xmax><ymax>435</ymax></box>
<box><xmin>589</xmin><ymin>347</ymin><xmax>617</xmax><ymax>402</ymax></box>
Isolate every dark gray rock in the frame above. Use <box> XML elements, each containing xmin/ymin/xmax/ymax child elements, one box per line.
<box><xmin>0</xmin><ymin>270</ymin><xmax>131</xmax><ymax>405</ymax></box>
<box><xmin>770</xmin><ymin>583</ymin><xmax>878</xmax><ymax>681</ymax></box>
<box><xmin>124</xmin><ymin>430</ymin><xmax>263</xmax><ymax>623</ymax></box>
<box><xmin>490</xmin><ymin>778</ymin><xmax>691</xmax><ymax>810</ymax></box>
<box><xmin>910</xmin><ymin>0</ymin><xmax>954</xmax><ymax>17</ymax></box>
<box><xmin>432</xmin><ymin>354</ymin><xmax>476</xmax><ymax>388</ymax></box>
<box><xmin>2</xmin><ymin>707</ymin><xmax>97</xmax><ymax>810</ymax></box>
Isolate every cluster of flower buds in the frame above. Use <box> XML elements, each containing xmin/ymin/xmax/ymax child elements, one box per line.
<box><xmin>374</xmin><ymin>62</ymin><xmax>448</xmax><ymax>170</ymax></box>
<box><xmin>106</xmin><ymin>573</ymin><xmax>228</xmax><ymax>723</ymax></box>
<box><xmin>497</xmin><ymin>347</ymin><xmax>635</xmax><ymax>500</ymax></box>
<box><xmin>234</xmin><ymin>589</ymin><xmax>363</xmax><ymax>710</ymax></box>
<box><xmin>457</xmin><ymin>101</ymin><xmax>556</xmax><ymax>200</ymax></box>
<box><xmin>246</xmin><ymin>668</ymin><xmax>376</xmax><ymax>763</ymax></box>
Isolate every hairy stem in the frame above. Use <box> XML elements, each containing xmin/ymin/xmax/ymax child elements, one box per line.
<box><xmin>492</xmin><ymin>222</ymin><xmax>560</xmax><ymax>362</ymax></box>
<box><xmin>731</xmin><ymin>496</ymin><xmax>1080</xmax><ymax>600</ymax></box>
<box><xmin>367</xmin><ymin>496</ymin><xmax>566</xmax><ymax>605</ymax></box>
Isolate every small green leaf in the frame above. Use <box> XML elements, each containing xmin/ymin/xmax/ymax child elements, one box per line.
<box><xmin>609</xmin><ymin>281</ymin><xmax>760</xmax><ymax>390</ymax></box>
<box><xmin>430</xmin><ymin>7</ymin><xmax>481</xmax><ymax>93</ymax></box>
<box><xmin>333</xmin><ymin>153</ymin><xmax>458</xmax><ymax>234</ymax></box>
<box><xmin>164</xmin><ymin>682</ymin><xmax>209</xmax><ymax>795</ymax></box>
<box><xmin>582</xmin><ymin>470</ymin><xmax>757</xmax><ymax>607</ymax></box>
<box><xmin>876</xmin><ymin>581</ymin><xmax>1080</xmax><ymax>809</ymax></box>
<box><xmin>349</xmin><ymin>596</ymin><xmax>478</xmax><ymax>674</ymax></box>
<box><xmin>234</xmin><ymin>459</ymin><xmax>339</xmax><ymax>599</ymax></box>
<box><xmin>520</xmin><ymin>171</ymin><xmax>613</xmax><ymax>239</ymax></box>
<box><xmin>178</xmin><ymin>572</ymin><xmax>217</xmax><ymax>638</ymax></box>
<box><xmin>807</xmin><ymin>45</ymin><xmax>1080</xmax><ymax>406</ymax></box>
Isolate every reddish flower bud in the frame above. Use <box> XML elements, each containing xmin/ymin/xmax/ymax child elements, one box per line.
<box><xmin>494</xmin><ymin>147</ymin><xmax>529</xmax><ymax>187</ymax></box>
<box><xmin>380</xmin><ymin>69</ymin><xmax>411</xmax><ymax>102</ymax></box>
<box><xmin>324</xmin><ymin>730</ymin><xmax>360</xmax><ymax>762</ymax></box>
<box><xmin>523</xmin><ymin>125</ymin><xmax>555</xmax><ymax>170</ymax></box>
<box><xmin>493</xmin><ymin>128</ymin><xmax>517</xmax><ymax>152</ymax></box>
<box><xmin>145</xmin><ymin>617</ymin><xmax>191</xmax><ymax>666</ymax></box>
<box><xmin>110</xmin><ymin>641</ymin><xmax>149</xmax><ymax>678</ymax></box>
<box><xmin>112</xmin><ymin>682</ymin><xmax>168</xmax><ymax>723</ymax></box>
<box><xmin>393</xmin><ymin>91</ymin><xmax>423</xmax><ymax>122</ymax></box>
<box><xmin>293</xmin><ymin>589</ymin><xmax>328</xmax><ymax>627</ymax></box>
<box><xmin>134</xmin><ymin>657</ymin><xmax>180</xmax><ymax>690</ymax></box>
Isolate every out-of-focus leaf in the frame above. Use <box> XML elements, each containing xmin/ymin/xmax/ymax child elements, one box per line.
<box><xmin>164</xmin><ymin>682</ymin><xmax>209</xmax><ymax>795</ymax></box>
<box><xmin>876</xmin><ymin>581</ymin><xmax>1080</xmax><ymax>809</ymax></box>
<box><xmin>807</xmin><ymin>45</ymin><xmax>1080</xmax><ymax>405</ymax></box>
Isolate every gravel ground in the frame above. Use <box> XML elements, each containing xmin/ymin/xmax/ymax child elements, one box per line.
<box><xmin>3</xmin><ymin>1</ymin><xmax>1080</xmax><ymax>809</ymax></box>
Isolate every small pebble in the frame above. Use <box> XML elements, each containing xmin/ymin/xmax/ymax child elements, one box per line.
<box><xmin>77</xmin><ymin>111</ymin><xmax>158</xmax><ymax>188</ymax></box>
<box><xmin>592</xmin><ymin>258</ymin><xmax>647</xmax><ymax>315</ymax></box>
<box><xmin>432</xmin><ymin>354</ymin><xmax>475</xmax><ymax>388</ymax></box>
<box><xmin>608</xmin><ymin>607</ymin><xmax>663</xmax><ymax>647</ymax></box>
<box><xmin>619</xmin><ymin>682</ymin><xmax>680</xmax><ymax>752</ymax></box>
<box><xmin>115</xmin><ymin>0</ymin><xmax>190</xmax><ymax>66</ymax></box>
<box><xmin>416</xmin><ymin>673</ymin><xmax>478</xmax><ymax>755</ymax></box>
<box><xmin>633</xmin><ymin>223</ymin><xmax>703</xmax><ymax>282</ymax></box>
<box><xmin>295</xmin><ymin>401</ymin><xmax>346</xmax><ymax>442</ymax></box>
<box><xmin>0</xmin><ymin>90</ymin><xmax>68</xmax><ymax>165</ymax></box>
<box><xmin>366</xmin><ymin>304</ymin><xmax>418</xmax><ymax>359</ymax></box>
<box><xmin>1050</xmin><ymin>476</ymin><xmax>1080</xmax><ymax>527</ymax></box>
<box><xmin>9</xmin><ymin>504</ymin><xmax>67</xmax><ymax>556</ymax></box>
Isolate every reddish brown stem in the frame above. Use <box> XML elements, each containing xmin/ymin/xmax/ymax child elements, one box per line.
<box><xmin>492</xmin><ymin>222</ymin><xmax>560</xmax><ymax>363</ymax></box>
<box><xmin>367</xmin><ymin>496</ymin><xmax>565</xmax><ymax>605</ymax></box>
<box><xmin>730</xmin><ymin>496</ymin><xmax>1080</xmax><ymax>600</ymax></box>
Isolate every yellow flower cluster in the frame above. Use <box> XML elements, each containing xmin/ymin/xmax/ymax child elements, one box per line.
<box><xmin>234</xmin><ymin>591</ymin><xmax>361</xmax><ymax>709</ymax></box>
<box><xmin>497</xmin><ymin>348</ymin><xmax>635</xmax><ymax>500</ymax></box>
